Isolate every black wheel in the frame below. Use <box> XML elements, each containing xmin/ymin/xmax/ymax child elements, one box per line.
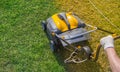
<box><xmin>41</xmin><ymin>21</ymin><xmax>46</xmax><ymax>31</ymax></box>
<box><xmin>50</xmin><ymin>40</ymin><xmax>57</xmax><ymax>52</ymax></box>
<box><xmin>82</xmin><ymin>46</ymin><xmax>92</xmax><ymax>59</ymax></box>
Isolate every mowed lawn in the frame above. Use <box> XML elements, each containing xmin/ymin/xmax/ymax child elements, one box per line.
<box><xmin>0</xmin><ymin>0</ymin><xmax>65</xmax><ymax>72</ymax></box>
<box><xmin>1</xmin><ymin>0</ymin><xmax>120</xmax><ymax>72</ymax></box>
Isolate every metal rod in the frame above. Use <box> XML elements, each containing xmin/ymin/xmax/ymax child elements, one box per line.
<box><xmin>97</xmin><ymin>27</ymin><xmax>114</xmax><ymax>34</ymax></box>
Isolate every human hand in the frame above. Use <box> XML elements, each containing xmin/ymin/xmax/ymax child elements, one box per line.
<box><xmin>100</xmin><ymin>35</ymin><xmax>114</xmax><ymax>50</ymax></box>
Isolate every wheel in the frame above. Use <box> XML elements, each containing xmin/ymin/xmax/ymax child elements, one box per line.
<box><xmin>82</xmin><ymin>46</ymin><xmax>92</xmax><ymax>59</ymax></box>
<box><xmin>50</xmin><ymin>40</ymin><xmax>57</xmax><ymax>52</ymax></box>
<box><xmin>41</xmin><ymin>21</ymin><xmax>46</xmax><ymax>31</ymax></box>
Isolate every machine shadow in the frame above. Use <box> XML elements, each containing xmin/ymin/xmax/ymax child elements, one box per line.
<box><xmin>53</xmin><ymin>41</ymin><xmax>104</xmax><ymax>72</ymax></box>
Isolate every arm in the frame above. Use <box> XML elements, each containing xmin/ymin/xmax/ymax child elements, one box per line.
<box><xmin>100</xmin><ymin>35</ymin><xmax>120</xmax><ymax>72</ymax></box>
<box><xmin>105</xmin><ymin>48</ymin><xmax>120</xmax><ymax>72</ymax></box>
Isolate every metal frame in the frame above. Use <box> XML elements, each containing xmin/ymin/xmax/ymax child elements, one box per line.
<box><xmin>54</xmin><ymin>24</ymin><xmax>97</xmax><ymax>63</ymax></box>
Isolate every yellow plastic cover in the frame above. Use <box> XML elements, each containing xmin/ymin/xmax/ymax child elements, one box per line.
<box><xmin>52</xmin><ymin>12</ymin><xmax>78</xmax><ymax>32</ymax></box>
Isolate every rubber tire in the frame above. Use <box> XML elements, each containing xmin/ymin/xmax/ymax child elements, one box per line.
<box><xmin>50</xmin><ymin>40</ymin><xmax>57</xmax><ymax>52</ymax></box>
<box><xmin>41</xmin><ymin>21</ymin><xmax>46</xmax><ymax>31</ymax></box>
<box><xmin>82</xmin><ymin>46</ymin><xmax>92</xmax><ymax>59</ymax></box>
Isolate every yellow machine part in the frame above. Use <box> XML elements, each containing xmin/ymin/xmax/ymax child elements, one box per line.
<box><xmin>52</xmin><ymin>12</ymin><xmax>79</xmax><ymax>32</ymax></box>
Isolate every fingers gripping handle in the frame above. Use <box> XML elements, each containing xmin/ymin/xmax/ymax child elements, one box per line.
<box><xmin>93</xmin><ymin>34</ymin><xmax>120</xmax><ymax>61</ymax></box>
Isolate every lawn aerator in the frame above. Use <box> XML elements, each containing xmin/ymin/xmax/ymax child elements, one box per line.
<box><xmin>41</xmin><ymin>12</ymin><xmax>120</xmax><ymax>63</ymax></box>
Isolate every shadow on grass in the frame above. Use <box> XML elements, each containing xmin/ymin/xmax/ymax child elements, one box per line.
<box><xmin>53</xmin><ymin>41</ymin><xmax>104</xmax><ymax>72</ymax></box>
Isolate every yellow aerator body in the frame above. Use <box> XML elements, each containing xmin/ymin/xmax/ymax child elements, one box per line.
<box><xmin>52</xmin><ymin>12</ymin><xmax>79</xmax><ymax>32</ymax></box>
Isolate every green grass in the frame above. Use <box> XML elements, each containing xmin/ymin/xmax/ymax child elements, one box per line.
<box><xmin>1</xmin><ymin>0</ymin><xmax>120</xmax><ymax>72</ymax></box>
<box><xmin>0</xmin><ymin>0</ymin><xmax>65</xmax><ymax>72</ymax></box>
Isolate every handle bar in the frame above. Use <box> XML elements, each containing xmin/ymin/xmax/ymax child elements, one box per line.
<box><xmin>92</xmin><ymin>35</ymin><xmax>120</xmax><ymax>61</ymax></box>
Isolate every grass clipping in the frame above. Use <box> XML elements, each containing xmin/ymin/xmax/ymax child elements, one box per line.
<box><xmin>55</xmin><ymin>0</ymin><xmax>120</xmax><ymax>72</ymax></box>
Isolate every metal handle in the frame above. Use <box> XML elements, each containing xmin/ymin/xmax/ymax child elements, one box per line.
<box><xmin>92</xmin><ymin>35</ymin><xmax>120</xmax><ymax>61</ymax></box>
